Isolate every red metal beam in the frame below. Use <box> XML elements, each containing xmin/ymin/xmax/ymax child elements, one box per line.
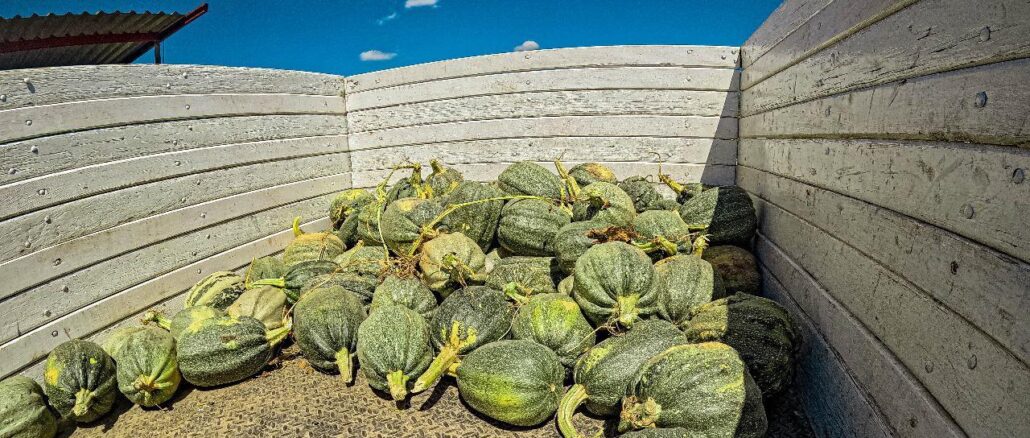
<box><xmin>125</xmin><ymin>3</ymin><xmax>208</xmax><ymax>64</ymax></box>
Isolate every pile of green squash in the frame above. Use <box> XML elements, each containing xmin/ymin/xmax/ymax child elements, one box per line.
<box><xmin>0</xmin><ymin>160</ymin><xmax>798</xmax><ymax>438</ymax></box>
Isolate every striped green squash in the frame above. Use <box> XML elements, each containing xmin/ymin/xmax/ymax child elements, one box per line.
<box><xmin>702</xmin><ymin>245</ymin><xmax>761</xmax><ymax>295</ymax></box>
<box><xmin>572</xmin><ymin>182</ymin><xmax>636</xmax><ymax>227</ymax></box>
<box><xmin>251</xmin><ymin>259</ymin><xmax>339</xmax><ymax>303</ymax></box>
<box><xmin>439</xmin><ymin>181</ymin><xmax>504</xmax><ymax>251</ymax></box>
<box><xmin>654</xmin><ymin>255</ymin><xmax>726</xmax><ymax>326</ymax></box>
<box><xmin>380</xmin><ymin>197</ymin><xmax>444</xmax><ymax>255</ymax></box>
<box><xmin>244</xmin><ymin>256</ymin><xmax>286</xmax><ymax>287</ymax></box>
<box><xmin>176</xmin><ymin>315</ymin><xmax>291</xmax><ymax>387</ymax></box>
<box><xmin>677</xmin><ymin>186</ymin><xmax>756</xmax><ymax>246</ymax></box>
<box><xmin>418</xmin><ymin>232</ymin><xmax>488</xmax><ymax>295</ymax></box>
<box><xmin>283</xmin><ymin>217</ymin><xmax>346</xmax><ymax>268</ymax></box>
<box><xmin>226</xmin><ymin>286</ymin><xmax>289</xmax><ymax>331</ymax></box>
<box><xmin>370</xmin><ymin>275</ymin><xmax>438</xmax><ymax>320</ymax></box>
<box><xmin>43</xmin><ymin>340</ymin><xmax>117</xmax><ymax>423</ymax></box>
<box><xmin>183</xmin><ymin>271</ymin><xmax>245</xmax><ymax>311</ymax></box>
<box><xmin>618</xmin><ymin>176</ymin><xmax>666</xmax><ymax>213</ymax></box>
<box><xmin>329</xmin><ymin>188</ymin><xmax>374</xmax><ymax>246</ymax></box>
<box><xmin>568</xmin><ymin>162</ymin><xmax>617</xmax><ymax>186</ymax></box>
<box><xmin>498</xmin><ymin>198</ymin><xmax>572</xmax><ymax>256</ymax></box>
<box><xmin>510</xmin><ymin>293</ymin><xmax>595</xmax><ymax>367</ymax></box>
<box><xmin>552</xmin><ymin>220</ymin><xmax>608</xmax><ymax>274</ymax></box>
<box><xmin>101</xmin><ymin>326</ymin><xmax>180</xmax><ymax>407</ymax></box>
<box><xmin>497</xmin><ymin>161</ymin><xmax>566</xmax><ymax>200</ymax></box>
<box><xmin>0</xmin><ymin>375</ymin><xmax>57</xmax><ymax>438</ymax></box>
<box><xmin>632</xmin><ymin>210</ymin><xmax>693</xmax><ymax>255</ymax></box>
<box><xmin>455</xmin><ymin>340</ymin><xmax>565</xmax><ymax>427</ymax></box>
<box><xmin>572</xmin><ymin>242</ymin><xmax>659</xmax><ymax>328</ymax></box>
<box><xmin>425</xmin><ymin>159</ymin><xmax>464</xmax><ymax>197</ymax></box>
<box><xmin>144</xmin><ymin>305</ymin><xmax>224</xmax><ymax>340</ymax></box>
<box><xmin>356</xmin><ymin>305</ymin><xmax>433</xmax><ymax>401</ymax></box>
<box><xmin>485</xmin><ymin>256</ymin><xmax>559</xmax><ymax>300</ymax></box>
<box><xmin>293</xmin><ymin>287</ymin><xmax>368</xmax><ymax>381</ymax></box>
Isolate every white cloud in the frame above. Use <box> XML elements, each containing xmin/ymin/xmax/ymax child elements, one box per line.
<box><xmin>513</xmin><ymin>40</ymin><xmax>540</xmax><ymax>52</ymax></box>
<box><xmin>377</xmin><ymin>12</ymin><xmax>398</xmax><ymax>25</ymax></box>
<box><xmin>405</xmin><ymin>0</ymin><xmax>438</xmax><ymax>8</ymax></box>
<box><xmin>360</xmin><ymin>50</ymin><xmax>397</xmax><ymax>61</ymax></box>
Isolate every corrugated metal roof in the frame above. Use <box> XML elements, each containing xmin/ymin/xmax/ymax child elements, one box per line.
<box><xmin>0</xmin><ymin>6</ymin><xmax>206</xmax><ymax>70</ymax></box>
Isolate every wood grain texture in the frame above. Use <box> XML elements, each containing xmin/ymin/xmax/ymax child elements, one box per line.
<box><xmin>346</xmin><ymin>45</ymin><xmax>739</xmax><ymax>93</ymax></box>
<box><xmin>0</xmin><ymin>173</ymin><xmax>350</xmax><ymax>300</ymax></box>
<box><xmin>739</xmin><ymin>166</ymin><xmax>1029</xmax><ymax>367</ymax></box>
<box><xmin>1</xmin><ymin>114</ymin><xmax>345</xmax><ymax>187</ymax></box>
<box><xmin>738</xmin><ymin>138</ymin><xmax>1030</xmax><ymax>263</ymax></box>
<box><xmin>1</xmin><ymin>152</ymin><xmax>351</xmax><ymax>264</ymax></box>
<box><xmin>0</xmin><ymin>219</ymin><xmax>329</xmax><ymax>380</ymax></box>
<box><xmin>348</xmin><ymin>67</ymin><xmax>740</xmax><ymax>111</ymax></box>
<box><xmin>751</xmin><ymin>196</ymin><xmax>1030</xmax><ymax>438</ymax></box>
<box><xmin>1</xmin><ymin>94</ymin><xmax>346</xmax><ymax>144</ymax></box>
<box><xmin>741</xmin><ymin>0</ymin><xmax>917</xmax><ymax>89</ymax></box>
<box><xmin>349</xmin><ymin>137</ymin><xmax>737</xmax><ymax>172</ymax></box>
<box><xmin>756</xmin><ymin>237</ymin><xmax>966</xmax><ymax>438</ymax></box>
<box><xmin>349</xmin><ymin>116</ymin><xmax>738</xmax><ymax>150</ymax></box>
<box><xmin>0</xmin><ymin>134</ymin><xmax>347</xmax><ymax>220</ymax></box>
<box><xmin>0</xmin><ymin>65</ymin><xmax>344</xmax><ymax>110</ymax></box>
<box><xmin>741</xmin><ymin>58</ymin><xmax>1030</xmax><ymax>147</ymax></box>
<box><xmin>741</xmin><ymin>0</ymin><xmax>833</xmax><ymax>67</ymax></box>
<box><xmin>741</xmin><ymin>0</ymin><xmax>1030</xmax><ymax>116</ymax></box>
<box><xmin>348</xmin><ymin>89</ymin><xmax>739</xmax><ymax>132</ymax></box>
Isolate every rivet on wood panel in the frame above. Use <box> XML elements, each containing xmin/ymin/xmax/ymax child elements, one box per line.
<box><xmin>165</xmin><ymin>83</ymin><xmax>172</xmax><ymax>89</ymax></box>
<box><xmin>61</xmin><ymin>285</ymin><xmax>69</xmax><ymax>292</ymax></box>
<box><xmin>30</xmin><ymin>146</ymin><xmax>39</xmax><ymax>154</ymax></box>
<box><xmin>25</xmin><ymin>120</ymin><xmax>32</xmax><ymax>126</ymax></box>
<box><xmin>51</xmin><ymin>330</ymin><xmax>59</xmax><ymax>337</ymax></box>
<box><xmin>174</xmin><ymin>160</ymin><xmax>182</xmax><ymax>166</ymax></box>
<box><xmin>37</xmin><ymin>188</ymin><xmax>46</xmax><ymax>195</ymax></box>
<box><xmin>182</xmin><ymin>72</ymin><xmax>189</xmax><ymax>79</ymax></box>
<box><xmin>23</xmin><ymin>240</ymin><xmax>31</xmax><ymax>248</ymax></box>
<box><xmin>979</xmin><ymin>26</ymin><xmax>991</xmax><ymax>41</ymax></box>
<box><xmin>192</xmin><ymin>251</ymin><xmax>198</xmax><ymax>256</ymax></box>
<box><xmin>909</xmin><ymin>418</ymin><xmax>918</xmax><ymax>428</ymax></box>
<box><xmin>53</xmin><ymin>258</ymin><xmax>61</xmax><ymax>266</ymax></box>
<box><xmin>180</xmin><ymin>197</ymin><xmax>187</xmax><ymax>203</ymax></box>
<box><xmin>924</xmin><ymin>361</ymin><xmax>934</xmax><ymax>373</ymax></box>
<box><xmin>201</xmin><ymin>212</ymin><xmax>207</xmax><ymax>218</ymax></box>
<box><xmin>1011</xmin><ymin>168</ymin><xmax>1025</xmax><ymax>184</ymax></box>
<box><xmin>44</xmin><ymin>310</ymin><xmax>51</xmax><ymax>317</ymax></box>
<box><xmin>184</xmin><ymin>104</ymin><xmax>191</xmax><ymax>110</ymax></box>
<box><xmin>0</xmin><ymin>94</ymin><xmax>6</xmax><ymax>102</ymax></box>
<box><xmin>8</xmin><ymin>168</ymin><xmax>16</xmax><ymax>175</ymax></box>
<box><xmin>205</xmin><ymin>234</ymin><xmax>211</xmax><ymax>239</ymax></box>
<box><xmin>950</xmin><ymin>261</ymin><xmax>959</xmax><ymax>275</ymax></box>
<box><xmin>22</xmin><ymin>78</ymin><xmax>30</xmax><ymax>84</ymax></box>
<box><xmin>967</xmin><ymin>354</ymin><xmax>977</xmax><ymax>369</ymax></box>
<box><xmin>197</xmin><ymin>268</ymin><xmax>203</xmax><ymax>274</ymax></box>
<box><xmin>44</xmin><ymin>215</ymin><xmax>51</xmax><ymax>224</ymax></box>
<box><xmin>961</xmin><ymin>204</ymin><xmax>975</xmax><ymax>219</ymax></box>
<box><xmin>974</xmin><ymin>91</ymin><xmax>987</xmax><ymax>108</ymax></box>
<box><xmin>173</xmin><ymin>139</ymin><xmax>179</xmax><ymax>146</ymax></box>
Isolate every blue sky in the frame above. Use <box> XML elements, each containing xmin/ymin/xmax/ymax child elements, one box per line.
<box><xmin>2</xmin><ymin>1</ymin><xmax>780</xmax><ymax>75</ymax></box>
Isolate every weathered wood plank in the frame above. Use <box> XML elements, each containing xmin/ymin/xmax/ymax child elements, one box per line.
<box><xmin>756</xmin><ymin>237</ymin><xmax>965</xmax><ymax>438</ymax></box>
<box><xmin>1</xmin><ymin>114</ymin><xmax>346</xmax><ymax>187</ymax></box>
<box><xmin>759</xmin><ymin>266</ymin><xmax>894</xmax><ymax>438</ymax></box>
<box><xmin>751</xmin><ymin>197</ymin><xmax>1030</xmax><ymax>438</ymax></box>
<box><xmin>0</xmin><ymin>218</ymin><xmax>329</xmax><ymax>380</ymax></box>
<box><xmin>0</xmin><ymin>65</ymin><xmax>345</xmax><ymax>110</ymax></box>
<box><xmin>346</xmin><ymin>46</ymin><xmax>739</xmax><ymax>93</ymax></box>
<box><xmin>738</xmin><ymin>138</ymin><xmax>1030</xmax><ymax>263</ymax></box>
<box><xmin>349</xmin><ymin>137</ymin><xmax>737</xmax><ymax>172</ymax></box>
<box><xmin>348</xmin><ymin>67</ymin><xmax>739</xmax><ymax>111</ymax></box>
<box><xmin>0</xmin><ymin>94</ymin><xmax>346</xmax><ymax>144</ymax></box>
<box><xmin>1</xmin><ymin>152</ymin><xmax>351</xmax><ymax>264</ymax></box>
<box><xmin>741</xmin><ymin>0</ymin><xmax>834</xmax><ymax>68</ymax></box>
<box><xmin>741</xmin><ymin>0</ymin><xmax>1030</xmax><ymax>116</ymax></box>
<box><xmin>0</xmin><ymin>173</ymin><xmax>350</xmax><ymax>299</ymax></box>
<box><xmin>350</xmin><ymin>116</ymin><xmax>738</xmax><ymax>150</ymax></box>
<box><xmin>742</xmin><ymin>0</ymin><xmax>917</xmax><ymax>89</ymax></box>
<box><xmin>739</xmin><ymin>166</ymin><xmax>1030</xmax><ymax>367</ymax></box>
<box><xmin>741</xmin><ymin>58</ymin><xmax>1030</xmax><ymax>147</ymax></box>
<box><xmin>0</xmin><ymin>134</ymin><xmax>347</xmax><ymax>220</ymax></box>
<box><xmin>348</xmin><ymin>89</ymin><xmax>738</xmax><ymax>133</ymax></box>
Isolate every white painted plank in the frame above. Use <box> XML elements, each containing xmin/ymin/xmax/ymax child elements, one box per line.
<box><xmin>0</xmin><ymin>65</ymin><xmax>344</xmax><ymax>110</ymax></box>
<box><xmin>348</xmin><ymin>67</ymin><xmax>740</xmax><ymax>111</ymax></box>
<box><xmin>738</xmin><ymin>138</ymin><xmax>1030</xmax><ymax>263</ymax></box>
<box><xmin>742</xmin><ymin>0</ymin><xmax>917</xmax><ymax>89</ymax></box>
<box><xmin>0</xmin><ymin>94</ymin><xmax>346</xmax><ymax>144</ymax></box>
<box><xmin>0</xmin><ymin>134</ymin><xmax>347</xmax><ymax>220</ymax></box>
<box><xmin>741</xmin><ymin>0</ymin><xmax>1030</xmax><ymax>116</ymax></box>
<box><xmin>346</xmin><ymin>45</ymin><xmax>739</xmax><ymax>93</ymax></box>
<box><xmin>741</xmin><ymin>58</ymin><xmax>1030</xmax><ymax>147</ymax></box>
<box><xmin>739</xmin><ymin>166</ymin><xmax>1030</xmax><ymax>366</ymax></box>
<box><xmin>756</xmin><ymin>238</ymin><xmax>965</xmax><ymax>438</ymax></box>
<box><xmin>751</xmin><ymin>197</ymin><xmax>1030</xmax><ymax>438</ymax></box>
<box><xmin>1</xmin><ymin>114</ymin><xmax>346</xmax><ymax>187</ymax></box>
<box><xmin>0</xmin><ymin>218</ymin><xmax>330</xmax><ymax>380</ymax></box>
<box><xmin>350</xmin><ymin>116</ymin><xmax>738</xmax><ymax>151</ymax></box>
<box><xmin>0</xmin><ymin>173</ymin><xmax>350</xmax><ymax>299</ymax></box>
<box><xmin>348</xmin><ymin>89</ymin><xmax>738</xmax><ymax>132</ymax></box>
<box><xmin>741</xmin><ymin>0</ymin><xmax>834</xmax><ymax>68</ymax></box>
<box><xmin>349</xmin><ymin>137</ymin><xmax>737</xmax><ymax>172</ymax></box>
<box><xmin>1</xmin><ymin>152</ymin><xmax>351</xmax><ymax>264</ymax></box>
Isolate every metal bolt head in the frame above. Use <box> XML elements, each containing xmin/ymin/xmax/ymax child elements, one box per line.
<box><xmin>24</xmin><ymin>119</ymin><xmax>32</xmax><ymax>126</ymax></box>
<box><xmin>924</xmin><ymin>361</ymin><xmax>934</xmax><ymax>373</ymax></box>
<box><xmin>51</xmin><ymin>330</ymin><xmax>59</xmax><ymax>337</ymax></box>
<box><xmin>974</xmin><ymin>91</ymin><xmax>987</xmax><ymax>108</ymax></box>
<box><xmin>30</xmin><ymin>146</ymin><xmax>38</xmax><ymax>154</ymax></box>
<box><xmin>979</xmin><ymin>26</ymin><xmax>991</xmax><ymax>41</ymax></box>
<box><xmin>200</xmin><ymin>212</ymin><xmax>207</xmax><ymax>218</ymax></box>
<box><xmin>44</xmin><ymin>215</ymin><xmax>51</xmax><ymax>224</ymax></box>
<box><xmin>197</xmin><ymin>268</ymin><xmax>203</xmax><ymax>274</ymax></box>
<box><xmin>961</xmin><ymin>204</ymin><xmax>975</xmax><ymax>219</ymax></box>
<box><xmin>173</xmin><ymin>160</ymin><xmax>182</xmax><ymax>166</ymax></box>
<box><xmin>61</xmin><ymin>285</ymin><xmax>69</xmax><ymax>292</ymax></box>
<box><xmin>967</xmin><ymin>354</ymin><xmax>977</xmax><ymax>369</ymax></box>
<box><xmin>182</xmin><ymin>72</ymin><xmax>188</xmax><ymax>79</ymax></box>
<box><xmin>44</xmin><ymin>310</ymin><xmax>52</xmax><ymax>317</ymax></box>
<box><xmin>205</xmin><ymin>234</ymin><xmax>211</xmax><ymax>239</ymax></box>
<box><xmin>7</xmin><ymin>168</ymin><xmax>16</xmax><ymax>175</ymax></box>
<box><xmin>0</xmin><ymin>94</ymin><xmax>6</xmax><ymax>102</ymax></box>
<box><xmin>1012</xmin><ymin>168</ymin><xmax>1025</xmax><ymax>184</ymax></box>
<box><xmin>184</xmin><ymin>104</ymin><xmax>191</xmax><ymax>110</ymax></box>
<box><xmin>180</xmin><ymin>196</ymin><xmax>187</xmax><ymax>203</ymax></box>
<box><xmin>22</xmin><ymin>78</ymin><xmax>30</xmax><ymax>84</ymax></box>
<box><xmin>24</xmin><ymin>240</ymin><xmax>31</xmax><ymax>248</ymax></box>
<box><xmin>37</xmin><ymin>188</ymin><xmax>46</xmax><ymax>195</ymax></box>
<box><xmin>53</xmin><ymin>258</ymin><xmax>61</xmax><ymax>266</ymax></box>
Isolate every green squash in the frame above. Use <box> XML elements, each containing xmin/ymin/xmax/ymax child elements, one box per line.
<box><xmin>618</xmin><ymin>342</ymin><xmax>767</xmax><ymax>437</ymax></box>
<box><xmin>283</xmin><ymin>217</ymin><xmax>346</xmax><ymax>268</ymax></box>
<box><xmin>101</xmin><ymin>326</ymin><xmax>180</xmax><ymax>407</ymax></box>
<box><xmin>356</xmin><ymin>305</ymin><xmax>433</xmax><ymax>401</ymax></box>
<box><xmin>654</xmin><ymin>255</ymin><xmax>726</xmax><ymax>326</ymax></box>
<box><xmin>632</xmin><ymin>210</ymin><xmax>693</xmax><ymax>255</ymax></box>
<box><xmin>329</xmin><ymin>188</ymin><xmax>374</xmax><ymax>246</ymax></box>
<box><xmin>370</xmin><ymin>275</ymin><xmax>438</xmax><ymax>320</ymax></box>
<box><xmin>380</xmin><ymin>197</ymin><xmax>444</xmax><ymax>255</ymax></box>
<box><xmin>301</xmin><ymin>272</ymin><xmax>378</xmax><ymax>304</ymax></box>
<box><xmin>251</xmin><ymin>259</ymin><xmax>339</xmax><ymax>303</ymax></box>
<box><xmin>355</xmin><ymin>200</ymin><xmax>387</xmax><ymax>246</ymax></box>
<box><xmin>385</xmin><ymin>165</ymin><xmax>428</xmax><ymax>204</ymax></box>
<box><xmin>572</xmin><ymin>182</ymin><xmax>636</xmax><ymax>227</ymax></box>
<box><xmin>425</xmin><ymin>159</ymin><xmax>464</xmax><ymax>197</ymax></box>
<box><xmin>572</xmin><ymin>242</ymin><xmax>659</xmax><ymax>328</ymax></box>
<box><xmin>552</xmin><ymin>220</ymin><xmax>608</xmax><ymax>274</ymax></box>
<box><xmin>660</xmin><ymin>173</ymin><xmax>705</xmax><ymax>204</ymax></box>
<box><xmin>0</xmin><ymin>375</ymin><xmax>57</xmax><ymax>438</ymax></box>
<box><xmin>43</xmin><ymin>340</ymin><xmax>117</xmax><ymax>423</ymax></box>
<box><xmin>497</xmin><ymin>161</ymin><xmax>566</xmax><ymax>200</ymax></box>
<box><xmin>183</xmin><ymin>271</ymin><xmax>245</xmax><ymax>311</ymax></box>
<box><xmin>618</xmin><ymin>176</ymin><xmax>666</xmax><ymax>212</ymax></box>
<box><xmin>702</xmin><ymin>246</ymin><xmax>761</xmax><ymax>295</ymax></box>
<box><xmin>684</xmin><ymin>293</ymin><xmax>799</xmax><ymax>397</ymax></box>
<box><xmin>244</xmin><ymin>256</ymin><xmax>286</xmax><ymax>287</ymax></box>
<box><xmin>293</xmin><ymin>286</ymin><xmax>368</xmax><ymax>381</ymax></box>
<box><xmin>485</xmin><ymin>256</ymin><xmax>558</xmax><ymax>300</ymax></box>
<box><xmin>498</xmin><ymin>198</ymin><xmax>572</xmax><ymax>256</ymax></box>
<box><xmin>569</xmin><ymin>162</ymin><xmax>617</xmax><ymax>186</ymax></box>
<box><xmin>439</xmin><ymin>181</ymin><xmax>504</xmax><ymax>251</ymax></box>
<box><xmin>557</xmin><ymin>319</ymin><xmax>687</xmax><ymax>438</ymax></box>
<box><xmin>176</xmin><ymin>315</ymin><xmax>292</xmax><ymax>387</ymax></box>
<box><xmin>454</xmin><ymin>340</ymin><xmax>564</xmax><ymax>427</ymax></box>
<box><xmin>412</xmin><ymin>286</ymin><xmax>515</xmax><ymax>393</ymax></box>
<box><xmin>618</xmin><ymin>428</ymin><xmax>695</xmax><ymax>438</ymax></box>
<box><xmin>418</xmin><ymin>232</ymin><xmax>488</xmax><ymax>295</ymax></box>
<box><xmin>677</xmin><ymin>186</ymin><xmax>757</xmax><ymax>246</ymax></box>
<box><xmin>510</xmin><ymin>293</ymin><xmax>595</xmax><ymax>367</ymax></box>
<box><xmin>144</xmin><ymin>305</ymin><xmax>224</xmax><ymax>340</ymax></box>
<box><xmin>226</xmin><ymin>286</ymin><xmax>289</xmax><ymax>331</ymax></box>
<box><xmin>557</xmin><ymin>275</ymin><xmax>574</xmax><ymax>295</ymax></box>
<box><xmin>655</xmin><ymin>198</ymin><xmax>683</xmax><ymax>211</ymax></box>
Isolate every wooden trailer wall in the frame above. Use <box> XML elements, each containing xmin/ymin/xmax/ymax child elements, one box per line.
<box><xmin>739</xmin><ymin>1</ymin><xmax>1030</xmax><ymax>437</ymax></box>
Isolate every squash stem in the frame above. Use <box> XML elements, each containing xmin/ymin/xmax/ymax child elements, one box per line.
<box><xmin>429</xmin><ymin>159</ymin><xmax>446</xmax><ymax>175</ymax></box>
<box><xmin>335</xmin><ymin>348</ymin><xmax>353</xmax><ymax>384</ymax></box>
<box><xmin>406</xmin><ymin>194</ymin><xmax>547</xmax><ymax>257</ymax></box>
<box><xmin>266</xmin><ymin>318</ymin><xmax>293</xmax><ymax>347</ymax></box>
<box><xmin>657</xmin><ymin>164</ymin><xmax>686</xmax><ymax>195</ymax></box>
<box><xmin>411</xmin><ymin>345</ymin><xmax>458</xmax><ymax>393</ymax></box>
<box><xmin>292</xmin><ymin>216</ymin><xmax>304</xmax><ymax>237</ymax></box>
<box><xmin>503</xmin><ymin>283</ymin><xmax>531</xmax><ymax>305</ymax></box>
<box><xmin>142</xmin><ymin>311</ymin><xmax>172</xmax><ymax>331</ymax></box>
<box><xmin>72</xmin><ymin>388</ymin><xmax>94</xmax><ymax>417</ymax></box>
<box><xmin>133</xmin><ymin>375</ymin><xmax>158</xmax><ymax>405</ymax></box>
<box><xmin>557</xmin><ymin>383</ymin><xmax>589</xmax><ymax>438</ymax></box>
<box><xmin>615</xmin><ymin>295</ymin><xmax>640</xmax><ymax>328</ymax></box>
<box><xmin>617</xmin><ymin>396</ymin><xmax>661</xmax><ymax>432</ymax></box>
<box><xmin>386</xmin><ymin>370</ymin><xmax>409</xmax><ymax>401</ymax></box>
<box><xmin>250</xmin><ymin>278</ymin><xmax>286</xmax><ymax>289</ymax></box>
<box><xmin>554</xmin><ymin>159</ymin><xmax>581</xmax><ymax>201</ymax></box>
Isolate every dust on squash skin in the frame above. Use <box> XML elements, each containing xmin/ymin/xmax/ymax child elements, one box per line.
<box><xmin>355</xmin><ymin>305</ymin><xmax>433</xmax><ymax>401</ymax></box>
<box><xmin>510</xmin><ymin>293</ymin><xmax>596</xmax><ymax>367</ymax></box>
<box><xmin>569</xmin><ymin>162</ymin><xmax>617</xmax><ymax>186</ymax></box>
<box><xmin>654</xmin><ymin>255</ymin><xmax>727</xmax><ymax>326</ymax></box>
<box><xmin>283</xmin><ymin>217</ymin><xmax>347</xmax><ymax>268</ymax></box>
<box><xmin>453</xmin><ymin>340</ymin><xmax>565</xmax><ymax>427</ymax></box>
<box><xmin>0</xmin><ymin>376</ymin><xmax>58</xmax><ymax>438</ymax></box>
<box><xmin>572</xmin><ymin>182</ymin><xmax>637</xmax><ymax>227</ymax></box>
<box><xmin>677</xmin><ymin>186</ymin><xmax>757</xmax><ymax>246</ymax></box>
<box><xmin>571</xmin><ymin>242</ymin><xmax>659</xmax><ymax>329</ymax></box>
<box><xmin>702</xmin><ymin>245</ymin><xmax>762</xmax><ymax>295</ymax></box>
<box><xmin>618</xmin><ymin>176</ymin><xmax>667</xmax><ymax>213</ymax></box>
<box><xmin>43</xmin><ymin>340</ymin><xmax>118</xmax><ymax>423</ymax></box>
<box><xmin>498</xmin><ymin>198</ymin><xmax>573</xmax><ymax>257</ymax></box>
